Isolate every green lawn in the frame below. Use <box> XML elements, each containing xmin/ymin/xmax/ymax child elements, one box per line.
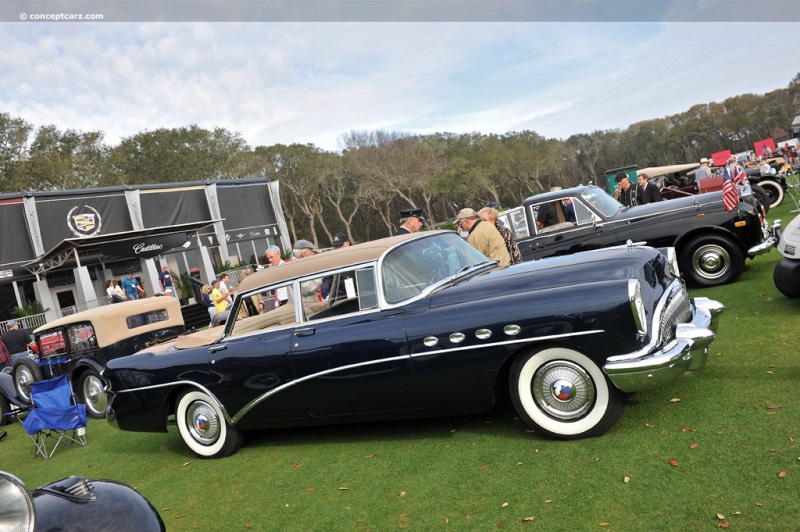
<box><xmin>2</xmin><ymin>200</ymin><xmax>799</xmax><ymax>530</ymax></box>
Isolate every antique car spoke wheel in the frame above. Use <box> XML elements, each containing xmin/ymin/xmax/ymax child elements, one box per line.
<box><xmin>80</xmin><ymin>370</ymin><xmax>108</xmax><ymax>419</ymax></box>
<box><xmin>510</xmin><ymin>347</ymin><xmax>624</xmax><ymax>439</ymax></box>
<box><xmin>176</xmin><ymin>390</ymin><xmax>243</xmax><ymax>459</ymax></box>
<box><xmin>12</xmin><ymin>359</ymin><xmax>42</xmax><ymax>405</ymax></box>
<box><xmin>680</xmin><ymin>235</ymin><xmax>744</xmax><ymax>287</ymax></box>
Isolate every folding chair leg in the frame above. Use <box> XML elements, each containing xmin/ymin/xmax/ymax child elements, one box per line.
<box><xmin>29</xmin><ymin>427</ymin><xmax>87</xmax><ymax>460</ymax></box>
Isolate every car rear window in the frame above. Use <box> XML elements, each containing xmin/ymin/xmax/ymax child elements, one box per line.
<box><xmin>37</xmin><ymin>329</ymin><xmax>68</xmax><ymax>358</ymax></box>
<box><xmin>126</xmin><ymin>309</ymin><xmax>170</xmax><ymax>329</ymax></box>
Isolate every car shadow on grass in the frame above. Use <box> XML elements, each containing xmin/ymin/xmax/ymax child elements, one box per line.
<box><xmin>209</xmin><ymin>401</ymin><xmax>532</xmax><ymax>454</ymax></box>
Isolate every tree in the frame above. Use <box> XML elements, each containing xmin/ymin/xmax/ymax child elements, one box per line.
<box><xmin>0</xmin><ymin>113</ymin><xmax>33</xmax><ymax>193</ymax></box>
<box><xmin>22</xmin><ymin>125</ymin><xmax>109</xmax><ymax>190</ymax></box>
<box><xmin>107</xmin><ymin>125</ymin><xmax>249</xmax><ymax>185</ymax></box>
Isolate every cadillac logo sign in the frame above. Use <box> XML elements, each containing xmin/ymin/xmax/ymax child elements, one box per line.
<box><xmin>67</xmin><ymin>206</ymin><xmax>102</xmax><ymax>238</ymax></box>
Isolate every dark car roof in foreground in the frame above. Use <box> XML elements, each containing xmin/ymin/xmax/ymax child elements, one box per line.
<box><xmin>239</xmin><ymin>232</ymin><xmax>429</xmax><ymax>292</ymax></box>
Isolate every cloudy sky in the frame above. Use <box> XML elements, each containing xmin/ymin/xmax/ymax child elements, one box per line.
<box><xmin>1</xmin><ymin>2</ymin><xmax>798</xmax><ymax>152</ymax></box>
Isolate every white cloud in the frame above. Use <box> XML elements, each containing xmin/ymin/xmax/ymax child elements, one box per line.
<box><xmin>0</xmin><ymin>22</ymin><xmax>797</xmax><ymax>152</ymax></box>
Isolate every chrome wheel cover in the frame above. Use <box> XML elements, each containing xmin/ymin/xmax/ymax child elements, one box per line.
<box><xmin>15</xmin><ymin>366</ymin><xmax>33</xmax><ymax>402</ymax></box>
<box><xmin>186</xmin><ymin>400</ymin><xmax>221</xmax><ymax>446</ymax></box>
<box><xmin>82</xmin><ymin>374</ymin><xmax>108</xmax><ymax>416</ymax></box>
<box><xmin>532</xmin><ymin>360</ymin><xmax>595</xmax><ymax>421</ymax></box>
<box><xmin>691</xmin><ymin>244</ymin><xmax>731</xmax><ymax>281</ymax></box>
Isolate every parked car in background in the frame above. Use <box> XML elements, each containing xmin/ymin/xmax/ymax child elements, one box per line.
<box><xmin>639</xmin><ymin>163</ymin><xmax>777</xmax><ymax>211</ymax></box>
<box><xmin>104</xmin><ymin>231</ymin><xmax>722</xmax><ymax>458</ymax></box>
<box><xmin>9</xmin><ymin>297</ymin><xmax>184</xmax><ymax>418</ymax></box>
<box><xmin>774</xmin><ymin>212</ymin><xmax>799</xmax><ymax>298</ymax></box>
<box><xmin>497</xmin><ymin>185</ymin><xmax>779</xmax><ymax>287</ymax></box>
<box><xmin>741</xmin><ymin>157</ymin><xmax>791</xmax><ymax>208</ymax></box>
<box><xmin>0</xmin><ymin>471</ymin><xmax>164</xmax><ymax>531</ymax></box>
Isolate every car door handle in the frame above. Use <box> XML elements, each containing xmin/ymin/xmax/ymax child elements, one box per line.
<box><xmin>294</xmin><ymin>328</ymin><xmax>316</xmax><ymax>337</ymax></box>
<box><xmin>209</xmin><ymin>345</ymin><xmax>227</xmax><ymax>354</ymax></box>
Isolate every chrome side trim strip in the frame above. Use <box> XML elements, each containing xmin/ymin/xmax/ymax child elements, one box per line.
<box><xmin>117</xmin><ymin>327</ymin><xmax>605</xmax><ymax>426</ymax></box>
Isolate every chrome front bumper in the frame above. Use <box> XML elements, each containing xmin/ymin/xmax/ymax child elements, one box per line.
<box><xmin>748</xmin><ymin>219</ymin><xmax>781</xmax><ymax>257</ymax></box>
<box><xmin>604</xmin><ymin>297</ymin><xmax>724</xmax><ymax>393</ymax></box>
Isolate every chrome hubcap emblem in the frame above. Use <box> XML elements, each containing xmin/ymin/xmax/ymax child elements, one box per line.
<box><xmin>551</xmin><ymin>379</ymin><xmax>575</xmax><ymax>401</ymax></box>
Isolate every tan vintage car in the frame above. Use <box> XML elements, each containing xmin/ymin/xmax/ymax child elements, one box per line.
<box><xmin>10</xmin><ymin>297</ymin><xmax>185</xmax><ymax>418</ymax></box>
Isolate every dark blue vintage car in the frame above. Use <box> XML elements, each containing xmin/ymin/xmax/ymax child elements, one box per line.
<box><xmin>104</xmin><ymin>231</ymin><xmax>723</xmax><ymax>458</ymax></box>
<box><xmin>0</xmin><ymin>471</ymin><xmax>164</xmax><ymax>531</ymax></box>
<box><xmin>497</xmin><ymin>185</ymin><xmax>779</xmax><ymax>287</ymax></box>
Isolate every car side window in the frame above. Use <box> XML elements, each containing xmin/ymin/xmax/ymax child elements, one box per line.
<box><xmin>498</xmin><ymin>207</ymin><xmax>529</xmax><ymax>239</ymax></box>
<box><xmin>37</xmin><ymin>329</ymin><xmax>68</xmax><ymax>358</ymax></box>
<box><xmin>572</xmin><ymin>199</ymin><xmax>599</xmax><ymax>225</ymax></box>
<box><xmin>304</xmin><ymin>267</ymin><xmax>377</xmax><ymax>321</ymax></box>
<box><xmin>67</xmin><ymin>323</ymin><xmax>96</xmax><ymax>353</ymax></box>
<box><xmin>531</xmin><ymin>201</ymin><xmax>576</xmax><ymax>234</ymax></box>
<box><xmin>229</xmin><ymin>285</ymin><xmax>298</xmax><ymax>337</ymax></box>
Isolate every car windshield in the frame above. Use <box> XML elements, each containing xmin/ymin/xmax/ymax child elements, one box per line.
<box><xmin>581</xmin><ymin>187</ymin><xmax>622</xmax><ymax>217</ymax></box>
<box><xmin>381</xmin><ymin>232</ymin><xmax>490</xmax><ymax>304</ymax></box>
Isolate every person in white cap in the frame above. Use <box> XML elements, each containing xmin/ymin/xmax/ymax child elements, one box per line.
<box><xmin>695</xmin><ymin>158</ymin><xmax>713</xmax><ymax>186</ymax></box>
<box><xmin>454</xmin><ymin>208</ymin><xmax>511</xmax><ymax>268</ymax></box>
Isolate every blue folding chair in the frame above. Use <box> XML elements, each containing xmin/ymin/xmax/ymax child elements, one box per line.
<box><xmin>21</xmin><ymin>375</ymin><xmax>87</xmax><ymax>459</ymax></box>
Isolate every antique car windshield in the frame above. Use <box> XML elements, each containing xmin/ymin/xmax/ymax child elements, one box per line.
<box><xmin>581</xmin><ymin>187</ymin><xmax>623</xmax><ymax>217</ymax></box>
<box><xmin>381</xmin><ymin>232</ymin><xmax>489</xmax><ymax>304</ymax></box>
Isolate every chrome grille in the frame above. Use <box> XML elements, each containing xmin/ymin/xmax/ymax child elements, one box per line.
<box><xmin>659</xmin><ymin>287</ymin><xmax>691</xmax><ymax>343</ymax></box>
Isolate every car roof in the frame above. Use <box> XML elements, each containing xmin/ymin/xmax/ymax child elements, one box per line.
<box><xmin>34</xmin><ymin>297</ymin><xmax>184</xmax><ymax>347</ymax></box>
<box><xmin>636</xmin><ymin>163</ymin><xmax>700</xmax><ymax>177</ymax></box>
<box><xmin>238</xmin><ymin>231</ymin><xmax>434</xmax><ymax>292</ymax></box>
<box><xmin>522</xmin><ymin>185</ymin><xmax>592</xmax><ymax>205</ymax></box>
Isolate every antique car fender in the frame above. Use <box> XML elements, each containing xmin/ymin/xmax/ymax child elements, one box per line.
<box><xmin>0</xmin><ymin>471</ymin><xmax>165</xmax><ymax>531</ymax></box>
<box><xmin>0</xmin><ymin>372</ymin><xmax>26</xmax><ymax>425</ymax></box>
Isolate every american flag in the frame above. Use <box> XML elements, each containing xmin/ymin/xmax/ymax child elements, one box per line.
<box><xmin>721</xmin><ymin>167</ymin><xmax>738</xmax><ymax>211</ymax></box>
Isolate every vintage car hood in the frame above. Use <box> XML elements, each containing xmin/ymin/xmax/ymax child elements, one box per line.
<box><xmin>429</xmin><ymin>245</ymin><xmax>670</xmax><ymax>309</ymax></box>
<box><xmin>610</xmin><ymin>192</ymin><xmax>720</xmax><ymax>221</ymax></box>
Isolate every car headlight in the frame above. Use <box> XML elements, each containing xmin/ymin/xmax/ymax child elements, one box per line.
<box><xmin>0</xmin><ymin>472</ymin><xmax>35</xmax><ymax>532</ymax></box>
<box><xmin>628</xmin><ymin>280</ymin><xmax>647</xmax><ymax>336</ymax></box>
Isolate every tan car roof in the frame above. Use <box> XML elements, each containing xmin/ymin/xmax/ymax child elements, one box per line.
<box><xmin>636</xmin><ymin>163</ymin><xmax>700</xmax><ymax>177</ymax></box>
<box><xmin>238</xmin><ymin>231</ymin><xmax>428</xmax><ymax>292</ymax></box>
<box><xmin>34</xmin><ymin>297</ymin><xmax>184</xmax><ymax>347</ymax></box>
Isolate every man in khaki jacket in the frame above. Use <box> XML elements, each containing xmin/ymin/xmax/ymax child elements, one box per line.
<box><xmin>454</xmin><ymin>208</ymin><xmax>511</xmax><ymax>268</ymax></box>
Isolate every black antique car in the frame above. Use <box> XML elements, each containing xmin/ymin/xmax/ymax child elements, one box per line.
<box><xmin>498</xmin><ymin>185</ymin><xmax>779</xmax><ymax>287</ymax></box>
<box><xmin>631</xmin><ymin>163</ymin><xmax>780</xmax><ymax>211</ymax></box>
<box><xmin>0</xmin><ymin>471</ymin><xmax>164</xmax><ymax>531</ymax></box>
<box><xmin>104</xmin><ymin>231</ymin><xmax>723</xmax><ymax>458</ymax></box>
<box><xmin>8</xmin><ymin>297</ymin><xmax>185</xmax><ymax>419</ymax></box>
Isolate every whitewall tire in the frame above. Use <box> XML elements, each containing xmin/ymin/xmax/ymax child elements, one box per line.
<box><xmin>510</xmin><ymin>347</ymin><xmax>624</xmax><ymax>439</ymax></box>
<box><xmin>176</xmin><ymin>390</ymin><xmax>243</xmax><ymax>458</ymax></box>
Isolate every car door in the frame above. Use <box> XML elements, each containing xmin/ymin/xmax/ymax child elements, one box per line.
<box><xmin>207</xmin><ymin>284</ymin><xmax>305</xmax><ymax>424</ymax></box>
<box><xmin>289</xmin><ymin>267</ymin><xmax>417</xmax><ymax>418</ymax></box>
<box><xmin>526</xmin><ymin>198</ymin><xmax>617</xmax><ymax>259</ymax></box>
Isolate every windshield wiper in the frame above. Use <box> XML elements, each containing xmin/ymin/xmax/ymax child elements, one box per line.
<box><xmin>450</xmin><ymin>261</ymin><xmax>496</xmax><ymax>283</ymax></box>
